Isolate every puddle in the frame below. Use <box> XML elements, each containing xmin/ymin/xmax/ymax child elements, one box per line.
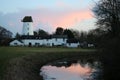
<box><xmin>40</xmin><ymin>59</ymin><xmax>102</xmax><ymax>80</ymax></box>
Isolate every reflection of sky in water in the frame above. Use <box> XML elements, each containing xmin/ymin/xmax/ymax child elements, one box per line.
<box><xmin>40</xmin><ymin>62</ymin><xmax>98</xmax><ymax>80</ymax></box>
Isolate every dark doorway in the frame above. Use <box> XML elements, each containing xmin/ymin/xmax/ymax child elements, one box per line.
<box><xmin>29</xmin><ymin>42</ymin><xmax>32</xmax><ymax>47</ymax></box>
<box><xmin>52</xmin><ymin>43</ymin><xmax>54</xmax><ymax>46</ymax></box>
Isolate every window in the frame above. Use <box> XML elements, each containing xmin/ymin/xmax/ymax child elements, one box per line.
<box><xmin>56</xmin><ymin>38</ymin><xmax>57</xmax><ymax>41</ymax></box>
<box><xmin>14</xmin><ymin>43</ymin><xmax>17</xmax><ymax>46</ymax></box>
<box><xmin>52</xmin><ymin>43</ymin><xmax>54</xmax><ymax>46</ymax></box>
<box><xmin>47</xmin><ymin>43</ymin><xmax>50</xmax><ymax>46</ymax></box>
<box><xmin>69</xmin><ymin>43</ymin><xmax>71</xmax><ymax>46</ymax></box>
<box><xmin>35</xmin><ymin>43</ymin><xmax>39</xmax><ymax>47</ymax></box>
<box><xmin>63</xmin><ymin>38</ymin><xmax>65</xmax><ymax>42</ymax></box>
<box><xmin>62</xmin><ymin>43</ymin><xmax>65</xmax><ymax>46</ymax></box>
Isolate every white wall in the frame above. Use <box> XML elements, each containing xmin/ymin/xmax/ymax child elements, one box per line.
<box><xmin>51</xmin><ymin>38</ymin><xmax>67</xmax><ymax>46</ymax></box>
<box><xmin>23</xmin><ymin>39</ymin><xmax>43</xmax><ymax>46</ymax></box>
<box><xmin>22</xmin><ymin>38</ymin><xmax>67</xmax><ymax>46</ymax></box>
<box><xmin>22</xmin><ymin>22</ymin><xmax>33</xmax><ymax>35</ymax></box>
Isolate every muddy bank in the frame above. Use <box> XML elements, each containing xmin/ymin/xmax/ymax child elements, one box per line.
<box><xmin>3</xmin><ymin>52</ymin><xmax>99</xmax><ymax>80</ymax></box>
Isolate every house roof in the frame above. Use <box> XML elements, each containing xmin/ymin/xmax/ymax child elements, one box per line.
<box><xmin>22</xmin><ymin>16</ymin><xmax>33</xmax><ymax>22</ymax></box>
<box><xmin>20</xmin><ymin>35</ymin><xmax>67</xmax><ymax>39</ymax></box>
<box><xmin>17</xmin><ymin>40</ymin><xmax>23</xmax><ymax>43</ymax></box>
<box><xmin>10</xmin><ymin>39</ymin><xmax>23</xmax><ymax>44</ymax></box>
<box><xmin>52</xmin><ymin>35</ymin><xmax>67</xmax><ymax>38</ymax></box>
<box><xmin>12</xmin><ymin>39</ymin><xmax>23</xmax><ymax>43</ymax></box>
<box><xmin>20</xmin><ymin>35</ymin><xmax>51</xmax><ymax>39</ymax></box>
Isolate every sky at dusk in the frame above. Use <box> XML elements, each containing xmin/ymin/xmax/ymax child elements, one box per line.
<box><xmin>0</xmin><ymin>0</ymin><xmax>99</xmax><ymax>35</ymax></box>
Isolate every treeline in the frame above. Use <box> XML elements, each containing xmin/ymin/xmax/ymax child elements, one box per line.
<box><xmin>0</xmin><ymin>26</ymin><xmax>13</xmax><ymax>46</ymax></box>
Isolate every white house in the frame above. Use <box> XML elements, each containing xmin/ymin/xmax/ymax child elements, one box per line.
<box><xmin>10</xmin><ymin>35</ymin><xmax>68</xmax><ymax>47</ymax></box>
<box><xmin>22</xmin><ymin>35</ymin><xmax>67</xmax><ymax>46</ymax></box>
<box><xmin>10</xmin><ymin>40</ymin><xmax>23</xmax><ymax>46</ymax></box>
<box><xmin>9</xmin><ymin>16</ymin><xmax>80</xmax><ymax>48</ymax></box>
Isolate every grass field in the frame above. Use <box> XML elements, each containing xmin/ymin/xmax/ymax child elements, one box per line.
<box><xmin>0</xmin><ymin>47</ymin><xmax>97</xmax><ymax>80</ymax></box>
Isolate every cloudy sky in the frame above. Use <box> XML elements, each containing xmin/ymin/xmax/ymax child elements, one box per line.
<box><xmin>0</xmin><ymin>0</ymin><xmax>98</xmax><ymax>35</ymax></box>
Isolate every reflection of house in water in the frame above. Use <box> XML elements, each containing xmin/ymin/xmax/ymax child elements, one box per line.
<box><xmin>10</xmin><ymin>16</ymin><xmax>80</xmax><ymax>48</ymax></box>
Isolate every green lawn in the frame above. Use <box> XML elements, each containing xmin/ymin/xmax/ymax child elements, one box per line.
<box><xmin>0</xmin><ymin>47</ymin><xmax>96</xmax><ymax>80</ymax></box>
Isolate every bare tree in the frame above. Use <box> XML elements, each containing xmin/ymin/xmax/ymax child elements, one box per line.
<box><xmin>93</xmin><ymin>1</ymin><xmax>120</xmax><ymax>79</ymax></box>
<box><xmin>93</xmin><ymin>0</ymin><xmax>120</xmax><ymax>37</ymax></box>
<box><xmin>0</xmin><ymin>26</ymin><xmax>13</xmax><ymax>45</ymax></box>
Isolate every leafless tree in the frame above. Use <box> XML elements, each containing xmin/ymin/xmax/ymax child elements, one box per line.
<box><xmin>93</xmin><ymin>0</ymin><xmax>120</xmax><ymax>37</ymax></box>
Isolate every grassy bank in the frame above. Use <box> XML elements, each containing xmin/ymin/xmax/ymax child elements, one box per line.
<box><xmin>0</xmin><ymin>47</ymin><xmax>97</xmax><ymax>80</ymax></box>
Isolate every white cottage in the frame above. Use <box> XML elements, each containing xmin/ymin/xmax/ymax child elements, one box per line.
<box><xmin>10</xmin><ymin>35</ymin><xmax>68</xmax><ymax>47</ymax></box>
<box><xmin>10</xmin><ymin>40</ymin><xmax>23</xmax><ymax>46</ymax></box>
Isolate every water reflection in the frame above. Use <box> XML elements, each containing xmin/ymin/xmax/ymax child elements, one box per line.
<box><xmin>40</xmin><ymin>59</ymin><xmax>101</xmax><ymax>80</ymax></box>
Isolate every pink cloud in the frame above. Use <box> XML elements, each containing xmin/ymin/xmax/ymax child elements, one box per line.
<box><xmin>31</xmin><ymin>9</ymin><xmax>93</xmax><ymax>29</ymax></box>
<box><xmin>54</xmin><ymin>10</ymin><xmax>93</xmax><ymax>28</ymax></box>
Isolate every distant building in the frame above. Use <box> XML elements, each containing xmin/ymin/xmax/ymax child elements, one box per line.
<box><xmin>10</xmin><ymin>16</ymin><xmax>80</xmax><ymax>48</ymax></box>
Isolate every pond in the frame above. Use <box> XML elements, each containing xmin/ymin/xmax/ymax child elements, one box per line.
<box><xmin>40</xmin><ymin>58</ymin><xmax>102</xmax><ymax>80</ymax></box>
